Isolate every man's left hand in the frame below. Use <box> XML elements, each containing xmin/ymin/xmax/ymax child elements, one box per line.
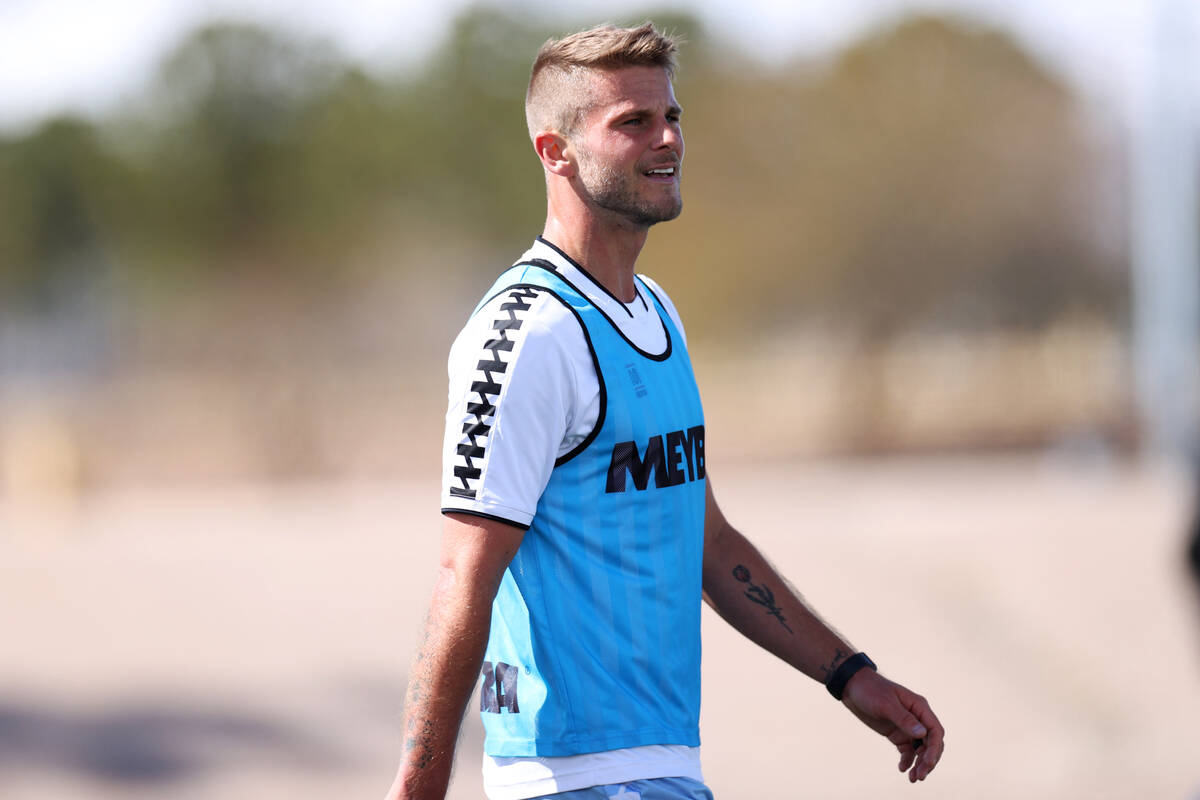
<box><xmin>841</xmin><ymin>669</ymin><xmax>945</xmax><ymax>782</ymax></box>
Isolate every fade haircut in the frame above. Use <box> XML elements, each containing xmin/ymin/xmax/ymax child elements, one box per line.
<box><xmin>525</xmin><ymin>22</ymin><xmax>679</xmax><ymax>141</ymax></box>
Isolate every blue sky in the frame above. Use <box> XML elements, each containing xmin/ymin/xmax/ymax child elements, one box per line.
<box><xmin>0</xmin><ymin>0</ymin><xmax>1192</xmax><ymax>132</ymax></box>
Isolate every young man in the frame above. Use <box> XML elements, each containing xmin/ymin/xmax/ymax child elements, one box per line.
<box><xmin>386</xmin><ymin>23</ymin><xmax>945</xmax><ymax>800</ymax></box>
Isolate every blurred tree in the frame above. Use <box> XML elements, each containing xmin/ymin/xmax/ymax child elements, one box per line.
<box><xmin>0</xmin><ymin>7</ymin><xmax>1136</xmax><ymax>471</ymax></box>
<box><xmin>0</xmin><ymin>117</ymin><xmax>115</xmax><ymax>305</ymax></box>
<box><xmin>0</xmin><ymin>9</ymin><xmax>1123</xmax><ymax>347</ymax></box>
<box><xmin>817</xmin><ymin>16</ymin><xmax>1117</xmax><ymax>335</ymax></box>
<box><xmin>648</xmin><ymin>14</ymin><xmax>1121</xmax><ymax>340</ymax></box>
<box><xmin>407</xmin><ymin>6</ymin><xmax>550</xmax><ymax>246</ymax></box>
<box><xmin>288</xmin><ymin>67</ymin><xmax>398</xmax><ymax>242</ymax></box>
<box><xmin>118</xmin><ymin>22</ymin><xmax>350</xmax><ymax>275</ymax></box>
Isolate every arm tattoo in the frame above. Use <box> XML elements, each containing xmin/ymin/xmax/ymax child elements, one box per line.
<box><xmin>402</xmin><ymin>671</ymin><xmax>435</xmax><ymax>770</ymax></box>
<box><xmin>732</xmin><ymin>564</ymin><xmax>793</xmax><ymax>633</ymax></box>
<box><xmin>402</xmin><ymin>718</ymin><xmax>435</xmax><ymax>769</ymax></box>
<box><xmin>819</xmin><ymin>647</ymin><xmax>851</xmax><ymax>682</ymax></box>
<box><xmin>401</xmin><ymin>618</ymin><xmax>436</xmax><ymax>769</ymax></box>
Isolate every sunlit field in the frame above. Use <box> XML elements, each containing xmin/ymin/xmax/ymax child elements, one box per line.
<box><xmin>3</xmin><ymin>456</ymin><xmax>1197</xmax><ymax>799</ymax></box>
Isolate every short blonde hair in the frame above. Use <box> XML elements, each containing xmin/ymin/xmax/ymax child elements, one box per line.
<box><xmin>525</xmin><ymin>22</ymin><xmax>680</xmax><ymax>139</ymax></box>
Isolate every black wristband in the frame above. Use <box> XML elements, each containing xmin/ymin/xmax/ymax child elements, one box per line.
<box><xmin>826</xmin><ymin>652</ymin><xmax>877</xmax><ymax>700</ymax></box>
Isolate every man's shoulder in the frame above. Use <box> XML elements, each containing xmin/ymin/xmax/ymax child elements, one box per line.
<box><xmin>634</xmin><ymin>273</ymin><xmax>688</xmax><ymax>346</ymax></box>
<box><xmin>449</xmin><ymin>277</ymin><xmax>589</xmax><ymax>378</ymax></box>
<box><xmin>470</xmin><ymin>278</ymin><xmax>584</xmax><ymax>337</ymax></box>
<box><xmin>636</xmin><ymin>272</ymin><xmax>667</xmax><ymax>294</ymax></box>
<box><xmin>635</xmin><ymin>273</ymin><xmax>676</xmax><ymax>306</ymax></box>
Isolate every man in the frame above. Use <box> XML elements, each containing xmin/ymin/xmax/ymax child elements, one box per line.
<box><xmin>386</xmin><ymin>22</ymin><xmax>944</xmax><ymax>800</ymax></box>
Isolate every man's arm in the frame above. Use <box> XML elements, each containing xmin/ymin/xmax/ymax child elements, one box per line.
<box><xmin>384</xmin><ymin>513</ymin><xmax>524</xmax><ymax>800</ymax></box>
<box><xmin>701</xmin><ymin>479</ymin><xmax>945</xmax><ymax>782</ymax></box>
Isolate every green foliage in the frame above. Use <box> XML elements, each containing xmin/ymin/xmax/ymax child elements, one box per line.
<box><xmin>129</xmin><ymin>23</ymin><xmax>349</xmax><ymax>258</ymax></box>
<box><xmin>646</xmin><ymin>13</ymin><xmax>1120</xmax><ymax>337</ymax></box>
<box><xmin>406</xmin><ymin>6</ymin><xmax>548</xmax><ymax>240</ymax></box>
<box><xmin>0</xmin><ymin>7</ymin><xmax>1122</xmax><ymax>339</ymax></box>
<box><xmin>0</xmin><ymin>116</ymin><xmax>119</xmax><ymax>302</ymax></box>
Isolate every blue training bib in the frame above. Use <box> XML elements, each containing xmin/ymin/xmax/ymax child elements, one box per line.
<box><xmin>475</xmin><ymin>262</ymin><xmax>707</xmax><ymax>757</ymax></box>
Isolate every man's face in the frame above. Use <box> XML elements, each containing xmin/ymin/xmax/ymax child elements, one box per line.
<box><xmin>569</xmin><ymin>66</ymin><xmax>685</xmax><ymax>228</ymax></box>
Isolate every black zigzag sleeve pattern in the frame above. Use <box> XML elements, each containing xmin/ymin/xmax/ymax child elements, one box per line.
<box><xmin>448</xmin><ymin>285</ymin><xmax>542</xmax><ymax>500</ymax></box>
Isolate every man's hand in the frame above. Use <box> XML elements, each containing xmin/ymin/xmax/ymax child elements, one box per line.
<box><xmin>702</xmin><ymin>479</ymin><xmax>946</xmax><ymax>782</ymax></box>
<box><xmin>840</xmin><ymin>669</ymin><xmax>945</xmax><ymax>783</ymax></box>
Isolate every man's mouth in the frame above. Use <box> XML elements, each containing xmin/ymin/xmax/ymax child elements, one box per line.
<box><xmin>643</xmin><ymin>166</ymin><xmax>678</xmax><ymax>179</ymax></box>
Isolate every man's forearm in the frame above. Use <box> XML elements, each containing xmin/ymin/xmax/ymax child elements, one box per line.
<box><xmin>701</xmin><ymin>522</ymin><xmax>852</xmax><ymax>683</ymax></box>
<box><xmin>387</xmin><ymin>565</ymin><xmax>495</xmax><ymax>800</ymax></box>
<box><xmin>700</xmin><ymin>486</ymin><xmax>946</xmax><ymax>781</ymax></box>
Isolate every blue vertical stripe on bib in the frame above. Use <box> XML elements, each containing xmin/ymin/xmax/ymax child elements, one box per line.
<box><xmin>475</xmin><ymin>263</ymin><xmax>707</xmax><ymax>757</ymax></box>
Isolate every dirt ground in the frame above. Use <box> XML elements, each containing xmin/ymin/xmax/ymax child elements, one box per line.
<box><xmin>2</xmin><ymin>456</ymin><xmax>1199</xmax><ymax>799</ymax></box>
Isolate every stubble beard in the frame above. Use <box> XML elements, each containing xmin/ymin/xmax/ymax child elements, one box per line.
<box><xmin>575</xmin><ymin>147</ymin><xmax>682</xmax><ymax>228</ymax></box>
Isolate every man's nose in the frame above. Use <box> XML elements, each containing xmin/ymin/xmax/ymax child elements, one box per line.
<box><xmin>655</xmin><ymin>120</ymin><xmax>683</xmax><ymax>154</ymax></box>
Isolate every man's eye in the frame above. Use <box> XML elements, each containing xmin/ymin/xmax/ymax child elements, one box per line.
<box><xmin>624</xmin><ymin>118</ymin><xmax>643</xmax><ymax>126</ymax></box>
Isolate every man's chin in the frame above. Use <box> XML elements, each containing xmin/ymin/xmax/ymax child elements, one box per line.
<box><xmin>592</xmin><ymin>191</ymin><xmax>683</xmax><ymax>228</ymax></box>
<box><xmin>652</xmin><ymin>203</ymin><xmax>683</xmax><ymax>226</ymax></box>
<box><xmin>634</xmin><ymin>200</ymin><xmax>683</xmax><ymax>227</ymax></box>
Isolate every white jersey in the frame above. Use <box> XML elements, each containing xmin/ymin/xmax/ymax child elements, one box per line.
<box><xmin>439</xmin><ymin>237</ymin><xmax>703</xmax><ymax>799</ymax></box>
<box><xmin>440</xmin><ymin>236</ymin><xmax>688</xmax><ymax>526</ymax></box>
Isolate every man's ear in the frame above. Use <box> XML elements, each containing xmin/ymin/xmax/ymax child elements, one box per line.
<box><xmin>534</xmin><ymin>131</ymin><xmax>575</xmax><ymax>177</ymax></box>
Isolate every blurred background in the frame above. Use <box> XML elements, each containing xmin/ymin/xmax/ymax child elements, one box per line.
<box><xmin>2</xmin><ymin>1</ymin><xmax>1199</xmax><ymax>798</ymax></box>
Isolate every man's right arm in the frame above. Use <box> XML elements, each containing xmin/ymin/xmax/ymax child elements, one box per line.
<box><xmin>384</xmin><ymin>512</ymin><xmax>524</xmax><ymax>800</ymax></box>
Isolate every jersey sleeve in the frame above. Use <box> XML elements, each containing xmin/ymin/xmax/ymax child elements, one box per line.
<box><xmin>440</xmin><ymin>286</ymin><xmax>586</xmax><ymax>529</ymax></box>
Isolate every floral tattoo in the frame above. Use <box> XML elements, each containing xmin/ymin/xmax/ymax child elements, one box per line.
<box><xmin>732</xmin><ymin>564</ymin><xmax>793</xmax><ymax>633</ymax></box>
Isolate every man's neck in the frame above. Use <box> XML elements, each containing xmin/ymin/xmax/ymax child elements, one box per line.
<box><xmin>541</xmin><ymin>216</ymin><xmax>648</xmax><ymax>303</ymax></box>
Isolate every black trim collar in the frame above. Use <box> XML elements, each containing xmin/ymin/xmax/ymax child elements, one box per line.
<box><xmin>535</xmin><ymin>236</ymin><xmax>648</xmax><ymax>315</ymax></box>
<box><xmin>512</xmin><ymin>260</ymin><xmax>671</xmax><ymax>362</ymax></box>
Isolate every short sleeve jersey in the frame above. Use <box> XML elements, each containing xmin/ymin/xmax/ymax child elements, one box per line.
<box><xmin>439</xmin><ymin>237</ymin><xmax>706</xmax><ymax>799</ymax></box>
<box><xmin>440</xmin><ymin>237</ymin><xmax>689</xmax><ymax>525</ymax></box>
